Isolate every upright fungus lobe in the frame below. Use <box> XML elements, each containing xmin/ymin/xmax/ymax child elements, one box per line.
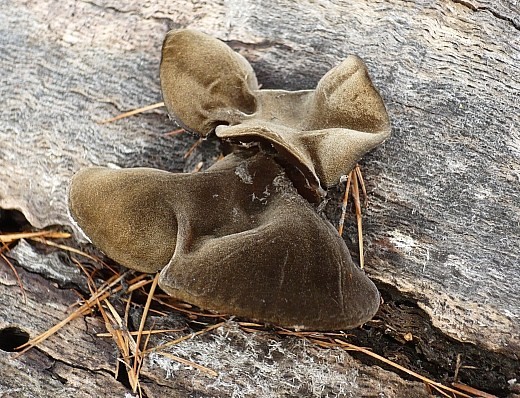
<box><xmin>160</xmin><ymin>29</ymin><xmax>258</xmax><ymax>136</ymax></box>
<box><xmin>160</xmin><ymin>29</ymin><xmax>391</xmax><ymax>197</ymax></box>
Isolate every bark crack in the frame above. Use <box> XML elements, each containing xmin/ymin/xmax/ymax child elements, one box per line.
<box><xmin>79</xmin><ymin>0</ymin><xmax>173</xmax><ymax>24</ymax></box>
<box><xmin>43</xmin><ymin>348</ymin><xmax>115</xmax><ymax>378</ymax></box>
<box><xmin>451</xmin><ymin>0</ymin><xmax>520</xmax><ymax>31</ymax></box>
<box><xmin>349</xmin><ymin>281</ymin><xmax>520</xmax><ymax>397</ymax></box>
<box><xmin>35</xmin><ymin>346</ymin><xmax>142</xmax><ymax>394</ymax></box>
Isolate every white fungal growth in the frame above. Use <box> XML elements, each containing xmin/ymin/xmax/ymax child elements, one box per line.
<box><xmin>235</xmin><ymin>162</ymin><xmax>253</xmax><ymax>184</ymax></box>
<box><xmin>148</xmin><ymin>352</ymin><xmax>184</xmax><ymax>379</ymax></box>
<box><xmin>388</xmin><ymin>229</ymin><xmax>416</xmax><ymax>254</ymax></box>
<box><xmin>272</xmin><ymin>173</ymin><xmax>296</xmax><ymax>194</ymax></box>
<box><xmin>251</xmin><ymin>186</ymin><xmax>270</xmax><ymax>204</ymax></box>
<box><xmin>146</xmin><ymin>321</ymin><xmax>361</xmax><ymax>397</ymax></box>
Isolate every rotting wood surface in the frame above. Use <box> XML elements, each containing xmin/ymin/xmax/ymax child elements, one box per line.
<box><xmin>1</xmin><ymin>0</ymin><xmax>519</xmax><ymax>397</ymax></box>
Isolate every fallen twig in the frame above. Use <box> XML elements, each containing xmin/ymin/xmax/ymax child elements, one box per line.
<box><xmin>0</xmin><ymin>230</ymin><xmax>70</xmax><ymax>243</ymax></box>
<box><xmin>99</xmin><ymin>102</ymin><xmax>165</xmax><ymax>124</ymax></box>
<box><xmin>0</xmin><ymin>251</ymin><xmax>27</xmax><ymax>304</ymax></box>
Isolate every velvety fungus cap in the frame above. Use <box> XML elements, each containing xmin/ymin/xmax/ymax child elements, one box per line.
<box><xmin>160</xmin><ymin>29</ymin><xmax>391</xmax><ymax>195</ymax></box>
<box><xmin>68</xmin><ymin>28</ymin><xmax>392</xmax><ymax>330</ymax></box>
<box><xmin>69</xmin><ymin>152</ymin><xmax>380</xmax><ymax>330</ymax></box>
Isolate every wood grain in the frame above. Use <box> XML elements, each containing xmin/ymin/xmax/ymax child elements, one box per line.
<box><xmin>1</xmin><ymin>0</ymin><xmax>518</xmax><ymax>395</ymax></box>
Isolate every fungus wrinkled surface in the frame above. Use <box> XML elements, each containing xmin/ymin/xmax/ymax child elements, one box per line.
<box><xmin>160</xmin><ymin>29</ymin><xmax>391</xmax><ymax>196</ymax></box>
<box><xmin>69</xmin><ymin>151</ymin><xmax>380</xmax><ymax>330</ymax></box>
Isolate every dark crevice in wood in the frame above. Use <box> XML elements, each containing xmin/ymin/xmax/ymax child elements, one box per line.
<box><xmin>0</xmin><ymin>209</ymin><xmax>31</xmax><ymax>234</ymax></box>
<box><xmin>79</xmin><ymin>0</ymin><xmax>179</xmax><ymax>26</ymax></box>
<box><xmin>227</xmin><ymin>39</ymin><xmax>294</xmax><ymax>52</ymax></box>
<box><xmin>115</xmin><ymin>358</ymin><xmax>133</xmax><ymax>391</ymax></box>
<box><xmin>485</xmin><ymin>8</ymin><xmax>520</xmax><ymax>31</ymax></box>
<box><xmin>37</xmin><ymin>345</ymin><xmax>137</xmax><ymax>393</ymax></box>
<box><xmin>450</xmin><ymin>0</ymin><xmax>520</xmax><ymax>30</ymax></box>
<box><xmin>0</xmin><ymin>326</ymin><xmax>30</xmax><ymax>352</ymax></box>
<box><xmin>46</xmin><ymin>361</ymin><xmax>69</xmax><ymax>385</ymax></box>
<box><xmin>347</xmin><ymin>280</ymin><xmax>519</xmax><ymax>396</ymax></box>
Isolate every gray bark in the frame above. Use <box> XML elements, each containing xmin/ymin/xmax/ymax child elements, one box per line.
<box><xmin>1</xmin><ymin>0</ymin><xmax>519</xmax><ymax>396</ymax></box>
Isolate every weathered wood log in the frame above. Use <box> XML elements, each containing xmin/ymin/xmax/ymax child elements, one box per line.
<box><xmin>1</xmin><ymin>0</ymin><xmax>519</xmax><ymax>396</ymax></box>
<box><xmin>1</xmin><ymin>261</ymin><xmax>433</xmax><ymax>397</ymax></box>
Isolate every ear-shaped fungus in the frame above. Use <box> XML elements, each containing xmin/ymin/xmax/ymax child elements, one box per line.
<box><xmin>160</xmin><ymin>29</ymin><xmax>258</xmax><ymax>136</ymax></box>
<box><xmin>69</xmin><ymin>151</ymin><xmax>380</xmax><ymax>330</ymax></box>
<box><xmin>160</xmin><ymin>30</ymin><xmax>391</xmax><ymax>197</ymax></box>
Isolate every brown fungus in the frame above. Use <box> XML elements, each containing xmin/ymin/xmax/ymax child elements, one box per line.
<box><xmin>160</xmin><ymin>29</ymin><xmax>391</xmax><ymax>197</ymax></box>
<box><xmin>69</xmin><ymin>151</ymin><xmax>380</xmax><ymax>330</ymax></box>
<box><xmin>160</xmin><ymin>29</ymin><xmax>259</xmax><ymax>136</ymax></box>
<box><xmin>68</xmin><ymin>29</ymin><xmax>390</xmax><ymax>331</ymax></box>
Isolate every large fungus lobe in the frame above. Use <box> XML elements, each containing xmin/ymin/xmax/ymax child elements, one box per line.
<box><xmin>69</xmin><ymin>151</ymin><xmax>380</xmax><ymax>330</ymax></box>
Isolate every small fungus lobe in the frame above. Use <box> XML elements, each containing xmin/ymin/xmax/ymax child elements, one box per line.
<box><xmin>160</xmin><ymin>29</ymin><xmax>391</xmax><ymax>198</ymax></box>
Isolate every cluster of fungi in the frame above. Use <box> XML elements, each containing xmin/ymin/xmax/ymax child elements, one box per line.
<box><xmin>69</xmin><ymin>29</ymin><xmax>391</xmax><ymax>331</ymax></box>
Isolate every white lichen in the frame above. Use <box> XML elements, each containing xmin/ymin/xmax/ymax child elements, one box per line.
<box><xmin>146</xmin><ymin>321</ymin><xmax>361</xmax><ymax>397</ymax></box>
